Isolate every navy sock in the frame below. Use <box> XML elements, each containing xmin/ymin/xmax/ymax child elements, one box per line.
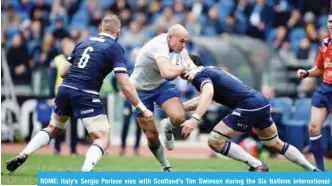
<box><xmin>310</xmin><ymin>135</ymin><xmax>325</xmax><ymax>171</ymax></box>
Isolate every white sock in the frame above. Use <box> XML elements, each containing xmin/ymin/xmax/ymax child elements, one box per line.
<box><xmin>221</xmin><ymin>141</ymin><xmax>262</xmax><ymax>167</ymax></box>
<box><xmin>148</xmin><ymin>141</ymin><xmax>170</xmax><ymax>167</ymax></box>
<box><xmin>21</xmin><ymin>130</ymin><xmax>51</xmax><ymax>155</ymax></box>
<box><xmin>81</xmin><ymin>144</ymin><xmax>104</xmax><ymax>171</ymax></box>
<box><xmin>282</xmin><ymin>143</ymin><xmax>316</xmax><ymax>171</ymax></box>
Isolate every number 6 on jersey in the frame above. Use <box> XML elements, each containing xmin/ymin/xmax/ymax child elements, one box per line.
<box><xmin>78</xmin><ymin>46</ymin><xmax>94</xmax><ymax>68</ymax></box>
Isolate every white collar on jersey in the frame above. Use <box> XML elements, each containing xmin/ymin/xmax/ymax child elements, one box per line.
<box><xmin>99</xmin><ymin>33</ymin><xmax>115</xmax><ymax>40</ymax></box>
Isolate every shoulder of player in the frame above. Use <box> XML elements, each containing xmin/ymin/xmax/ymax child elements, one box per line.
<box><xmin>104</xmin><ymin>40</ymin><xmax>125</xmax><ymax>53</ymax></box>
<box><xmin>320</xmin><ymin>37</ymin><xmax>331</xmax><ymax>47</ymax></box>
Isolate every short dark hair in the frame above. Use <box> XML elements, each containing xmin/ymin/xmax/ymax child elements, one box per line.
<box><xmin>330</xmin><ymin>10</ymin><xmax>332</xmax><ymax>15</ymax></box>
<box><xmin>189</xmin><ymin>54</ymin><xmax>202</xmax><ymax>66</ymax></box>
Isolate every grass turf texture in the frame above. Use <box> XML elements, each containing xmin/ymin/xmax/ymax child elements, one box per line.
<box><xmin>2</xmin><ymin>153</ymin><xmax>332</xmax><ymax>185</ymax></box>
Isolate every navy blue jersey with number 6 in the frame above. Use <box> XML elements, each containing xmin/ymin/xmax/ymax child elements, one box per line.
<box><xmin>63</xmin><ymin>33</ymin><xmax>127</xmax><ymax>92</ymax></box>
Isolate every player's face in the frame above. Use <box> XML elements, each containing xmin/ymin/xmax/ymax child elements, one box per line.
<box><xmin>328</xmin><ymin>15</ymin><xmax>332</xmax><ymax>34</ymax></box>
<box><xmin>169</xmin><ymin>34</ymin><xmax>188</xmax><ymax>53</ymax></box>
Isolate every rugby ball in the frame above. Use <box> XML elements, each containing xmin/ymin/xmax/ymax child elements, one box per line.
<box><xmin>169</xmin><ymin>52</ymin><xmax>183</xmax><ymax>66</ymax></box>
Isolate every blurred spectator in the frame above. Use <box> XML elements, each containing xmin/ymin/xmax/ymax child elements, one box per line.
<box><xmin>296</xmin><ymin>38</ymin><xmax>311</xmax><ymax>60</ymax></box>
<box><xmin>297</xmin><ymin>77</ymin><xmax>315</xmax><ymax>98</ymax></box>
<box><xmin>135</xmin><ymin>0</ymin><xmax>148</xmax><ymax>13</ymax></box>
<box><xmin>6</xmin><ymin>34</ymin><xmax>32</xmax><ymax>85</ymax></box>
<box><xmin>146</xmin><ymin>0</ymin><xmax>161</xmax><ymax>24</ymax></box>
<box><xmin>107</xmin><ymin>0</ymin><xmax>130</xmax><ymax>15</ymax></box>
<box><xmin>114</xmin><ymin>47</ymin><xmax>142</xmax><ymax>156</ymax></box>
<box><xmin>50</xmin><ymin>0</ymin><xmax>67</xmax><ymax>21</ymax></box>
<box><xmin>18</xmin><ymin>0</ymin><xmax>34</xmax><ymax>12</ymax></box>
<box><xmin>279</xmin><ymin>40</ymin><xmax>292</xmax><ymax>57</ymax></box>
<box><xmin>29</xmin><ymin>0</ymin><xmax>51</xmax><ymax>21</ymax></box>
<box><xmin>174</xmin><ymin>0</ymin><xmax>186</xmax><ymax>22</ymax></box>
<box><xmin>248</xmin><ymin>0</ymin><xmax>274</xmax><ymax>40</ymax></box>
<box><xmin>89</xmin><ymin>11</ymin><xmax>102</xmax><ymax>27</ymax></box>
<box><xmin>273</xmin><ymin>26</ymin><xmax>288</xmax><ymax>49</ymax></box>
<box><xmin>38</xmin><ymin>33</ymin><xmax>59</xmax><ymax>67</ymax></box>
<box><xmin>201</xmin><ymin>5</ymin><xmax>223</xmax><ymax>36</ymax></box>
<box><xmin>2</xmin><ymin>5</ymin><xmax>21</xmax><ymax>29</ymax></box>
<box><xmin>184</xmin><ymin>12</ymin><xmax>201</xmax><ymax>37</ymax></box>
<box><xmin>135</xmin><ymin>12</ymin><xmax>148</xmax><ymax>27</ymax></box>
<box><xmin>286</xmin><ymin>9</ymin><xmax>302</xmax><ymax>29</ymax></box>
<box><xmin>273</xmin><ymin>0</ymin><xmax>292</xmax><ymax>27</ymax></box>
<box><xmin>232</xmin><ymin>0</ymin><xmax>252</xmax><ymax>34</ymax></box>
<box><xmin>157</xmin><ymin>7</ymin><xmax>179</xmax><ymax>28</ymax></box>
<box><xmin>62</xmin><ymin>0</ymin><xmax>82</xmax><ymax>24</ymax></box>
<box><xmin>120</xmin><ymin>21</ymin><xmax>147</xmax><ymax>49</ymax></box>
<box><xmin>49</xmin><ymin>38</ymin><xmax>78</xmax><ymax>155</ymax></box>
<box><xmin>78</xmin><ymin>29</ymin><xmax>90</xmax><ymax>42</ymax></box>
<box><xmin>30</xmin><ymin>20</ymin><xmax>42</xmax><ymax>41</ymax></box>
<box><xmin>31</xmin><ymin>6</ymin><xmax>50</xmax><ymax>34</ymax></box>
<box><xmin>304</xmin><ymin>12</ymin><xmax>319</xmax><ymax>45</ymax></box>
<box><xmin>52</xmin><ymin>17</ymin><xmax>70</xmax><ymax>41</ymax></box>
<box><xmin>118</xmin><ymin>8</ymin><xmax>132</xmax><ymax>28</ymax></box>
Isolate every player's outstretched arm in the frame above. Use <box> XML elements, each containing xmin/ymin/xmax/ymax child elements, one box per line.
<box><xmin>115</xmin><ymin>73</ymin><xmax>153</xmax><ymax>120</ymax></box>
<box><xmin>191</xmin><ymin>83</ymin><xmax>214</xmax><ymax>120</ymax></box>
<box><xmin>156</xmin><ymin>56</ymin><xmax>186</xmax><ymax>80</ymax></box>
<box><xmin>183</xmin><ymin>96</ymin><xmax>200</xmax><ymax>112</ymax></box>
<box><xmin>181</xmin><ymin>83</ymin><xmax>214</xmax><ymax>138</ymax></box>
<box><xmin>297</xmin><ymin>66</ymin><xmax>323</xmax><ymax>79</ymax></box>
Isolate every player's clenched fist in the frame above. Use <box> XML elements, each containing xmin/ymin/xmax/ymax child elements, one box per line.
<box><xmin>297</xmin><ymin>69</ymin><xmax>309</xmax><ymax>79</ymax></box>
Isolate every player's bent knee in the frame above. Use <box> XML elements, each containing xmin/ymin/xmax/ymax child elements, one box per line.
<box><xmin>49</xmin><ymin>113</ymin><xmax>68</xmax><ymax>130</ymax></box>
<box><xmin>309</xmin><ymin>123</ymin><xmax>322</xmax><ymax>136</ymax></box>
<box><xmin>208</xmin><ymin>130</ymin><xmax>229</xmax><ymax>150</ymax></box>
<box><xmin>170</xmin><ymin>114</ymin><xmax>186</xmax><ymax>126</ymax></box>
<box><xmin>259</xmin><ymin>133</ymin><xmax>279</xmax><ymax>147</ymax></box>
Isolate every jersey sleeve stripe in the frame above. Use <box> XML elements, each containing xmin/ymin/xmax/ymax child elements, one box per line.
<box><xmin>114</xmin><ymin>67</ymin><xmax>128</xmax><ymax>72</ymax></box>
<box><xmin>200</xmin><ymin>80</ymin><xmax>212</xmax><ymax>91</ymax></box>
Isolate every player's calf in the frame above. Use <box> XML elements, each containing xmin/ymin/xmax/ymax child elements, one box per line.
<box><xmin>81</xmin><ymin>115</ymin><xmax>110</xmax><ymax>172</ymax></box>
<box><xmin>208</xmin><ymin>130</ymin><xmax>265</xmax><ymax>170</ymax></box>
<box><xmin>259</xmin><ymin>133</ymin><xmax>318</xmax><ymax>171</ymax></box>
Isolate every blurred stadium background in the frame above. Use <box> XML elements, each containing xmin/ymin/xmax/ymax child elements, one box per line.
<box><xmin>1</xmin><ymin>0</ymin><xmax>332</xmax><ymax>168</ymax></box>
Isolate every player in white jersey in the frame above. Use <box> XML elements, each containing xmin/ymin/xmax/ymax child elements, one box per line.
<box><xmin>130</xmin><ymin>24</ymin><xmax>196</xmax><ymax>171</ymax></box>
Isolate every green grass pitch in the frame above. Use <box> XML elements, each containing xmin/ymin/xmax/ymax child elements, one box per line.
<box><xmin>2</xmin><ymin>153</ymin><xmax>332</xmax><ymax>185</ymax></box>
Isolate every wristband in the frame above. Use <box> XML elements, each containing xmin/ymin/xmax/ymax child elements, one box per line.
<box><xmin>303</xmin><ymin>70</ymin><xmax>309</xmax><ymax>78</ymax></box>
<box><xmin>191</xmin><ymin>114</ymin><xmax>201</xmax><ymax>121</ymax></box>
<box><xmin>135</xmin><ymin>102</ymin><xmax>147</xmax><ymax>113</ymax></box>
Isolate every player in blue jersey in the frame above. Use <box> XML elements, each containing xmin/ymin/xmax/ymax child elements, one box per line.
<box><xmin>6</xmin><ymin>15</ymin><xmax>153</xmax><ymax>172</ymax></box>
<box><xmin>180</xmin><ymin>55</ymin><xmax>319</xmax><ymax>171</ymax></box>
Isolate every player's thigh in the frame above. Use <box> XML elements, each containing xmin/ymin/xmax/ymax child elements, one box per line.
<box><xmin>80</xmin><ymin>114</ymin><xmax>110</xmax><ymax>140</ymax></box>
<box><xmin>155</xmin><ymin>83</ymin><xmax>185</xmax><ymax>123</ymax></box>
<box><xmin>311</xmin><ymin>88</ymin><xmax>330</xmax><ymax>126</ymax></box>
<box><xmin>213</xmin><ymin>119</ymin><xmax>243</xmax><ymax>139</ymax></box>
<box><xmin>51</xmin><ymin>86</ymin><xmax>72</xmax><ymax>129</ymax></box>
<box><xmin>160</xmin><ymin>97</ymin><xmax>185</xmax><ymax>124</ymax></box>
<box><xmin>71</xmin><ymin>91</ymin><xmax>106</xmax><ymax>119</ymax></box>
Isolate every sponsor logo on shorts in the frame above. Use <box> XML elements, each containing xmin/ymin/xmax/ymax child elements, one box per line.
<box><xmin>81</xmin><ymin>109</ymin><xmax>94</xmax><ymax>114</ymax></box>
